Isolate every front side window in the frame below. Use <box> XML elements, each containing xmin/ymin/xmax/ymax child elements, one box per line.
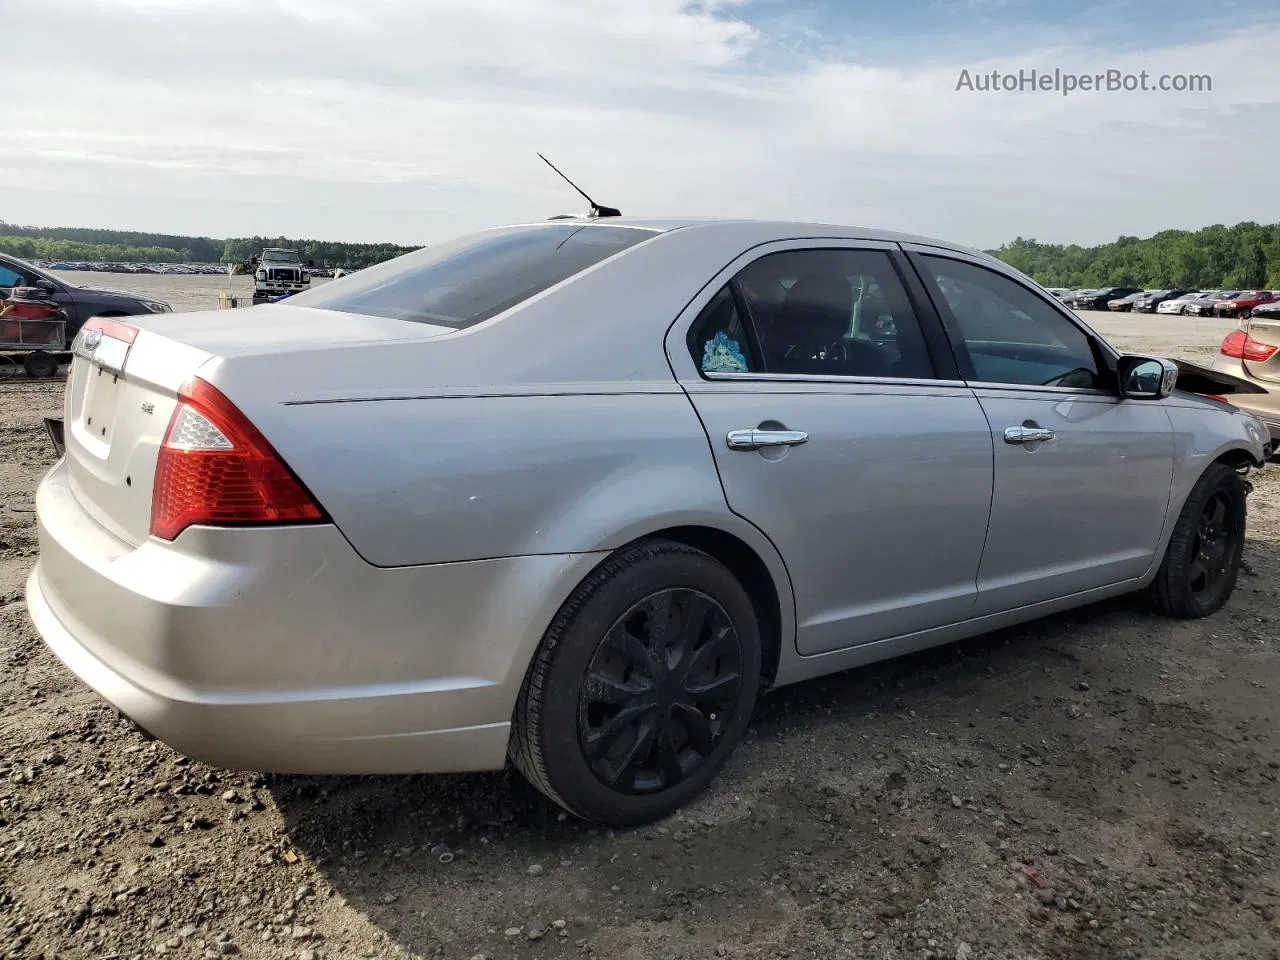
<box><xmin>924</xmin><ymin>255</ymin><xmax>1101</xmax><ymax>389</ymax></box>
<box><xmin>0</xmin><ymin>263</ymin><xmax>33</xmax><ymax>288</ymax></box>
<box><xmin>290</xmin><ymin>224</ymin><xmax>654</xmax><ymax>329</ymax></box>
<box><xmin>687</xmin><ymin>248</ymin><xmax>934</xmax><ymax>380</ymax></box>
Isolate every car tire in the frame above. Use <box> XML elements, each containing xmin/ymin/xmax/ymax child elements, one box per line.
<box><xmin>23</xmin><ymin>350</ymin><xmax>58</xmax><ymax>379</ymax></box>
<box><xmin>1147</xmin><ymin>462</ymin><xmax>1247</xmax><ymax>619</ymax></box>
<box><xmin>1242</xmin><ymin>309</ymin><xmax>1252</xmax><ymax>320</ymax></box>
<box><xmin>511</xmin><ymin>539</ymin><xmax>762</xmax><ymax>826</ymax></box>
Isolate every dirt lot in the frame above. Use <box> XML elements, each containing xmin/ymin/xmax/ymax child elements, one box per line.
<box><xmin>2</xmin><ymin>312</ymin><xmax>1278</xmax><ymax>960</ymax></box>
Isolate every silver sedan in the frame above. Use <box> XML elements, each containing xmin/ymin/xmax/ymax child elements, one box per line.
<box><xmin>27</xmin><ymin>219</ymin><xmax>1271</xmax><ymax>825</ymax></box>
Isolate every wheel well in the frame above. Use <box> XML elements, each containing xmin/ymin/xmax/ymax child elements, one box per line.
<box><xmin>1215</xmin><ymin>447</ymin><xmax>1260</xmax><ymax>471</ymax></box>
<box><xmin>640</xmin><ymin>526</ymin><xmax>783</xmax><ymax>688</ymax></box>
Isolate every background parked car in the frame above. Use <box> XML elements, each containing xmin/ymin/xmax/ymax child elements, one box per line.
<box><xmin>1211</xmin><ymin>302</ymin><xmax>1280</xmax><ymax>444</ymax></box>
<box><xmin>1215</xmin><ymin>290</ymin><xmax>1277</xmax><ymax>319</ymax></box>
<box><xmin>1157</xmin><ymin>291</ymin><xmax>1212</xmax><ymax>315</ymax></box>
<box><xmin>1133</xmin><ymin>289</ymin><xmax>1193</xmax><ymax>313</ymax></box>
<box><xmin>1108</xmin><ymin>291</ymin><xmax>1148</xmax><ymax>312</ymax></box>
<box><xmin>0</xmin><ymin>252</ymin><xmax>171</xmax><ymax>345</ymax></box>
<box><xmin>1186</xmin><ymin>291</ymin><xmax>1241</xmax><ymax>316</ymax></box>
<box><xmin>1074</xmin><ymin>286</ymin><xmax>1143</xmax><ymax>310</ymax></box>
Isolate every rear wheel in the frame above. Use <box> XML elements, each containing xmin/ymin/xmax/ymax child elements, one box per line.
<box><xmin>1147</xmin><ymin>462</ymin><xmax>1247</xmax><ymax>618</ymax></box>
<box><xmin>23</xmin><ymin>350</ymin><xmax>58</xmax><ymax>379</ymax></box>
<box><xmin>511</xmin><ymin>540</ymin><xmax>761</xmax><ymax>825</ymax></box>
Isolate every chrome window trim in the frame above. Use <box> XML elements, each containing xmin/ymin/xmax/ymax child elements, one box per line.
<box><xmin>699</xmin><ymin>371</ymin><xmax>1116</xmax><ymax>397</ymax></box>
<box><xmin>700</xmin><ymin>371</ymin><xmax>967</xmax><ymax>389</ymax></box>
<box><xmin>965</xmin><ymin>381</ymin><xmax>1117</xmax><ymax>397</ymax></box>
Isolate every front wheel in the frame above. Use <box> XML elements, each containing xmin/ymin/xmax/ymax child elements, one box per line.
<box><xmin>511</xmin><ymin>540</ymin><xmax>762</xmax><ymax>825</ymax></box>
<box><xmin>1147</xmin><ymin>462</ymin><xmax>1247</xmax><ymax>618</ymax></box>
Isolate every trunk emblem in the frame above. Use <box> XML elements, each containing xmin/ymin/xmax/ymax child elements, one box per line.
<box><xmin>141</xmin><ymin>402</ymin><xmax>155</xmax><ymax>415</ymax></box>
<box><xmin>83</xmin><ymin>328</ymin><xmax>103</xmax><ymax>351</ymax></box>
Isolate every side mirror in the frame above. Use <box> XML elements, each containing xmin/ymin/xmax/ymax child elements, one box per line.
<box><xmin>35</xmin><ymin>278</ymin><xmax>57</xmax><ymax>293</ymax></box>
<box><xmin>306</xmin><ymin>259</ymin><xmax>315</xmax><ymax>268</ymax></box>
<box><xmin>1117</xmin><ymin>355</ymin><xmax>1178</xmax><ymax>400</ymax></box>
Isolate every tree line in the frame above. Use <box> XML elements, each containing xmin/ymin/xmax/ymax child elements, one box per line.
<box><xmin>221</xmin><ymin>236</ymin><xmax>419</xmax><ymax>270</ymax></box>
<box><xmin>0</xmin><ymin>223</ymin><xmax>419</xmax><ymax>269</ymax></box>
<box><xmin>0</xmin><ymin>236</ymin><xmax>197</xmax><ymax>265</ymax></box>
<box><xmin>988</xmin><ymin>221</ymin><xmax>1280</xmax><ymax>290</ymax></box>
<box><xmin>5</xmin><ymin>219</ymin><xmax>1280</xmax><ymax>285</ymax></box>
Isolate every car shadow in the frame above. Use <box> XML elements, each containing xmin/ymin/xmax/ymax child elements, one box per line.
<box><xmin>269</xmin><ymin>537</ymin><xmax>1280</xmax><ymax>957</ymax></box>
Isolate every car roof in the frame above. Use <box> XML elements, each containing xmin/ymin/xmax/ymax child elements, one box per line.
<box><xmin>513</xmin><ymin>216</ymin><xmax>995</xmax><ymax>261</ymax></box>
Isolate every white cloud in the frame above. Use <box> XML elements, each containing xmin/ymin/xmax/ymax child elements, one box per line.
<box><xmin>2</xmin><ymin>0</ymin><xmax>1277</xmax><ymax>249</ymax></box>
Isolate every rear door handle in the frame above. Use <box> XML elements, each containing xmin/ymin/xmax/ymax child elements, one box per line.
<box><xmin>726</xmin><ymin>429</ymin><xmax>809</xmax><ymax>451</ymax></box>
<box><xmin>1003</xmin><ymin>425</ymin><xmax>1055</xmax><ymax>444</ymax></box>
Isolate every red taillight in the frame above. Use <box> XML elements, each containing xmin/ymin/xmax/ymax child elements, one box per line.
<box><xmin>82</xmin><ymin>315</ymin><xmax>139</xmax><ymax>344</ymax></box>
<box><xmin>150</xmin><ymin>377</ymin><xmax>326</xmax><ymax>541</ymax></box>
<box><xmin>1220</xmin><ymin>329</ymin><xmax>1279</xmax><ymax>362</ymax></box>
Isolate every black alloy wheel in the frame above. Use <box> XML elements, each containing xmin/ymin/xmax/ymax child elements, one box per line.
<box><xmin>511</xmin><ymin>540</ymin><xmax>762</xmax><ymax>825</ymax></box>
<box><xmin>1187</xmin><ymin>490</ymin><xmax>1239</xmax><ymax>606</ymax></box>
<box><xmin>1148</xmin><ymin>462</ymin><xmax>1247</xmax><ymax>618</ymax></box>
<box><xmin>578</xmin><ymin>588</ymin><xmax>742</xmax><ymax>795</ymax></box>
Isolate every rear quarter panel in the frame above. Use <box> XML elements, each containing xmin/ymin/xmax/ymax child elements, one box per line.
<box><xmin>263</xmin><ymin>390</ymin><xmax>777</xmax><ymax>569</ymax></box>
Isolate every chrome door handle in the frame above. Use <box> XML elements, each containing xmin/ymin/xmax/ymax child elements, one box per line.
<box><xmin>726</xmin><ymin>429</ymin><xmax>809</xmax><ymax>451</ymax></box>
<box><xmin>1003</xmin><ymin>425</ymin><xmax>1055</xmax><ymax>444</ymax></box>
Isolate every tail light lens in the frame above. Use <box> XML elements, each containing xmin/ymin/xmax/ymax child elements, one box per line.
<box><xmin>82</xmin><ymin>315</ymin><xmax>139</xmax><ymax>344</ymax></box>
<box><xmin>1220</xmin><ymin>329</ymin><xmax>1279</xmax><ymax>362</ymax></box>
<box><xmin>150</xmin><ymin>377</ymin><xmax>326</xmax><ymax>541</ymax></box>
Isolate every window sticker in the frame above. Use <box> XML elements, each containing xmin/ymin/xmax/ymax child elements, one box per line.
<box><xmin>702</xmin><ymin>331</ymin><xmax>748</xmax><ymax>373</ymax></box>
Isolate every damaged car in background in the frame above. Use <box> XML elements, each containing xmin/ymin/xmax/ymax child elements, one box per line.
<box><xmin>25</xmin><ymin>217</ymin><xmax>1272</xmax><ymax>826</ymax></box>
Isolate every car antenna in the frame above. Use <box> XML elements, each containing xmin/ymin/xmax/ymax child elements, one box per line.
<box><xmin>537</xmin><ymin>152</ymin><xmax>621</xmax><ymax>219</ymax></box>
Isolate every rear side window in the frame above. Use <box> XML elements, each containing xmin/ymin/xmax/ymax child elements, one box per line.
<box><xmin>290</xmin><ymin>224</ymin><xmax>655</xmax><ymax>328</ymax></box>
<box><xmin>686</xmin><ymin>248</ymin><xmax>935</xmax><ymax>380</ymax></box>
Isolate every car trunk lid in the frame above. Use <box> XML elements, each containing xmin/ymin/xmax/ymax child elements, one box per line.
<box><xmin>61</xmin><ymin>307</ymin><xmax>450</xmax><ymax>547</ymax></box>
<box><xmin>63</xmin><ymin>320</ymin><xmax>213</xmax><ymax>546</ymax></box>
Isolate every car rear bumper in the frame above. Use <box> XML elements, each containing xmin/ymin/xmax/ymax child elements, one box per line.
<box><xmin>27</xmin><ymin>458</ymin><xmax>604</xmax><ymax>774</ymax></box>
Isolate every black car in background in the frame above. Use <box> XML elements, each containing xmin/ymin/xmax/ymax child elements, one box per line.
<box><xmin>1073</xmin><ymin>286</ymin><xmax>1143</xmax><ymax>310</ymax></box>
<box><xmin>1185</xmin><ymin>291</ymin><xmax>1241</xmax><ymax>317</ymax></box>
<box><xmin>0</xmin><ymin>252</ymin><xmax>171</xmax><ymax>346</ymax></box>
<box><xmin>1132</xmin><ymin>289</ymin><xmax>1192</xmax><ymax>313</ymax></box>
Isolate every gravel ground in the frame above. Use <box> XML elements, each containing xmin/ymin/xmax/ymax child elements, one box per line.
<box><xmin>2</xmin><ymin>311</ymin><xmax>1278</xmax><ymax>960</ymax></box>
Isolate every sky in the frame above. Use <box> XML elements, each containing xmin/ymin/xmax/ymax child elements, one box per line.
<box><xmin>3</xmin><ymin>0</ymin><xmax>1279</xmax><ymax>251</ymax></box>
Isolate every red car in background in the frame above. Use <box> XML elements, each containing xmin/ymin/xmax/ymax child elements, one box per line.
<box><xmin>1214</xmin><ymin>290</ymin><xmax>1276</xmax><ymax>319</ymax></box>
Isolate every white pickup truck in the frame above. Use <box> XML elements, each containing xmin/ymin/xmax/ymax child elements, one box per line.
<box><xmin>251</xmin><ymin>248</ymin><xmax>312</xmax><ymax>303</ymax></box>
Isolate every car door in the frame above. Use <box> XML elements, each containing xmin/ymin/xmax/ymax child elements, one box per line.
<box><xmin>905</xmin><ymin>246</ymin><xmax>1175</xmax><ymax>615</ymax></box>
<box><xmin>665</xmin><ymin>240</ymin><xmax>995</xmax><ymax>656</ymax></box>
<box><xmin>0</xmin><ymin>255</ymin><xmax>79</xmax><ymax>319</ymax></box>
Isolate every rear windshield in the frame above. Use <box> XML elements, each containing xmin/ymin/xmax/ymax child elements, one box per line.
<box><xmin>289</xmin><ymin>223</ymin><xmax>655</xmax><ymax>328</ymax></box>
